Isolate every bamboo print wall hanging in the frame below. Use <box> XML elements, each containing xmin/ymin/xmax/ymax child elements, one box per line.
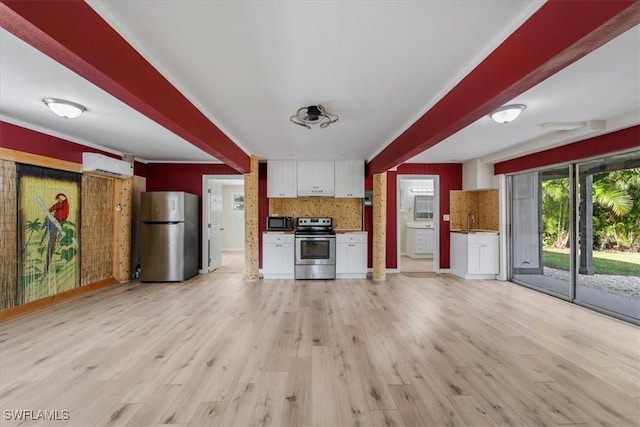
<box><xmin>16</xmin><ymin>164</ymin><xmax>81</xmax><ymax>305</ymax></box>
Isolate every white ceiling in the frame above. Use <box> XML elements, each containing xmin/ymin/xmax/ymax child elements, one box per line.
<box><xmin>1</xmin><ymin>1</ymin><xmax>638</xmax><ymax>166</ymax></box>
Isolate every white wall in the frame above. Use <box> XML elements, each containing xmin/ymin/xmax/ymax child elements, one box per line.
<box><xmin>222</xmin><ymin>184</ymin><xmax>245</xmax><ymax>250</ymax></box>
<box><xmin>463</xmin><ymin>158</ymin><xmax>495</xmax><ymax>190</ymax></box>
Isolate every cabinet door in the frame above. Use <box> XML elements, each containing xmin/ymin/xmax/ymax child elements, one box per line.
<box><xmin>334</xmin><ymin>160</ymin><xmax>364</xmax><ymax>198</ymax></box>
<box><xmin>315</xmin><ymin>161</ymin><xmax>335</xmax><ymax>195</ymax></box>
<box><xmin>479</xmin><ymin>244</ymin><xmax>499</xmax><ymax>274</ymax></box>
<box><xmin>467</xmin><ymin>244</ymin><xmax>482</xmax><ymax>274</ymax></box>
<box><xmin>297</xmin><ymin>161</ymin><xmax>334</xmax><ymax>196</ymax></box>
<box><xmin>349</xmin><ymin>243</ymin><xmax>367</xmax><ymax>273</ymax></box>
<box><xmin>336</xmin><ymin>242</ymin><xmax>350</xmax><ymax>273</ymax></box>
<box><xmin>262</xmin><ymin>242</ymin><xmax>278</xmax><ymax>274</ymax></box>
<box><xmin>267</xmin><ymin>160</ymin><xmax>297</xmax><ymax>198</ymax></box>
<box><xmin>468</xmin><ymin>241</ymin><xmax>499</xmax><ymax>274</ymax></box>
<box><xmin>424</xmin><ymin>229</ymin><xmax>434</xmax><ymax>253</ymax></box>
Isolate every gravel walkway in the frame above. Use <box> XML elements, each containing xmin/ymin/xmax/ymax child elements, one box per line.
<box><xmin>544</xmin><ymin>267</ymin><xmax>640</xmax><ymax>300</ymax></box>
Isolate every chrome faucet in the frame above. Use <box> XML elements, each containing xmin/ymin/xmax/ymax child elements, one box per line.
<box><xmin>467</xmin><ymin>213</ymin><xmax>475</xmax><ymax>232</ymax></box>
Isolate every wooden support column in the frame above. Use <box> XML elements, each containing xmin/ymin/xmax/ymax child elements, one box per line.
<box><xmin>372</xmin><ymin>172</ymin><xmax>387</xmax><ymax>281</ymax></box>
<box><xmin>244</xmin><ymin>155</ymin><xmax>259</xmax><ymax>281</ymax></box>
<box><xmin>112</xmin><ymin>154</ymin><xmax>133</xmax><ymax>282</ymax></box>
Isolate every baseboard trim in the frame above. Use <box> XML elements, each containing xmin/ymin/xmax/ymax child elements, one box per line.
<box><xmin>0</xmin><ymin>277</ymin><xmax>119</xmax><ymax>323</ymax></box>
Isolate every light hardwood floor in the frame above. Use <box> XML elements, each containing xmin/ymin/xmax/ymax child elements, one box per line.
<box><xmin>0</xmin><ymin>270</ymin><xmax>639</xmax><ymax>426</ymax></box>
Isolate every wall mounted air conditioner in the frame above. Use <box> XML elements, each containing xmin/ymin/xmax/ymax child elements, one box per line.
<box><xmin>82</xmin><ymin>152</ymin><xmax>133</xmax><ymax>178</ymax></box>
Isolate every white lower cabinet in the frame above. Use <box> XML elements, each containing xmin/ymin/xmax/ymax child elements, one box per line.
<box><xmin>406</xmin><ymin>227</ymin><xmax>434</xmax><ymax>258</ymax></box>
<box><xmin>262</xmin><ymin>233</ymin><xmax>294</xmax><ymax>279</ymax></box>
<box><xmin>336</xmin><ymin>233</ymin><xmax>367</xmax><ymax>279</ymax></box>
<box><xmin>450</xmin><ymin>232</ymin><xmax>499</xmax><ymax>279</ymax></box>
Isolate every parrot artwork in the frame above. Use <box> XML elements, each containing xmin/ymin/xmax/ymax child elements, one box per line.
<box><xmin>40</xmin><ymin>193</ymin><xmax>69</xmax><ymax>274</ymax></box>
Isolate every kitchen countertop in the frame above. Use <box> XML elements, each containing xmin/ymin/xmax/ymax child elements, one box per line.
<box><xmin>264</xmin><ymin>230</ymin><xmax>367</xmax><ymax>234</ymax></box>
<box><xmin>451</xmin><ymin>229</ymin><xmax>499</xmax><ymax>234</ymax></box>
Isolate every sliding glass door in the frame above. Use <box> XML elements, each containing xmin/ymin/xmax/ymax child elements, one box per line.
<box><xmin>575</xmin><ymin>152</ymin><xmax>640</xmax><ymax>321</ymax></box>
<box><xmin>510</xmin><ymin>166</ymin><xmax>572</xmax><ymax>298</ymax></box>
<box><xmin>508</xmin><ymin>149</ymin><xmax>640</xmax><ymax>323</ymax></box>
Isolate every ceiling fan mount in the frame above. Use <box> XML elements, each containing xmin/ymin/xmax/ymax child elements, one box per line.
<box><xmin>290</xmin><ymin>104</ymin><xmax>339</xmax><ymax>129</ymax></box>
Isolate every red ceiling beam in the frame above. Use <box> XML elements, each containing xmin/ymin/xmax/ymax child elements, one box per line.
<box><xmin>0</xmin><ymin>0</ymin><xmax>250</xmax><ymax>173</ymax></box>
<box><xmin>367</xmin><ymin>0</ymin><xmax>640</xmax><ymax>176</ymax></box>
<box><xmin>494</xmin><ymin>125</ymin><xmax>640</xmax><ymax>175</ymax></box>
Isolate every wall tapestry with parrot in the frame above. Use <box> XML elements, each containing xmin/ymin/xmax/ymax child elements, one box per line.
<box><xmin>17</xmin><ymin>164</ymin><xmax>81</xmax><ymax>305</ymax></box>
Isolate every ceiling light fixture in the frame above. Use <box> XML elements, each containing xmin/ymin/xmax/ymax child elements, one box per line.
<box><xmin>410</xmin><ymin>187</ymin><xmax>434</xmax><ymax>195</ymax></box>
<box><xmin>290</xmin><ymin>104</ymin><xmax>338</xmax><ymax>129</ymax></box>
<box><xmin>489</xmin><ymin>104</ymin><xmax>526</xmax><ymax>124</ymax></box>
<box><xmin>43</xmin><ymin>98</ymin><xmax>86</xmax><ymax>118</ymax></box>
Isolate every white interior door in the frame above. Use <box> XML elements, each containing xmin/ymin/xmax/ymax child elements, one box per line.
<box><xmin>208</xmin><ymin>180</ymin><xmax>223</xmax><ymax>271</ymax></box>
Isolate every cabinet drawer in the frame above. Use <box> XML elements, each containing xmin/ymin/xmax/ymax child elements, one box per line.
<box><xmin>415</xmin><ymin>244</ymin><xmax>426</xmax><ymax>253</ymax></box>
<box><xmin>467</xmin><ymin>234</ymin><xmax>498</xmax><ymax>245</ymax></box>
<box><xmin>337</xmin><ymin>234</ymin><xmax>367</xmax><ymax>244</ymax></box>
<box><xmin>263</xmin><ymin>234</ymin><xmax>294</xmax><ymax>244</ymax></box>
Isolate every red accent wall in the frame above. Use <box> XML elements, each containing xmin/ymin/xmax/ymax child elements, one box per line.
<box><xmin>2</xmin><ymin>121</ymin><xmax>101</xmax><ymax>160</ymax></box>
<box><xmin>145</xmin><ymin>163</ymin><xmax>240</xmax><ymax>196</ymax></box>
<box><xmin>495</xmin><ymin>126</ymin><xmax>640</xmax><ymax>175</ymax></box>
<box><xmin>1</xmin><ymin>121</ymin><xmax>150</xmax><ymax>176</ymax></box>
<box><xmin>258</xmin><ymin>163</ymin><xmax>268</xmax><ymax>269</ymax></box>
<box><xmin>363</xmin><ymin>163</ymin><xmax>462</xmax><ymax>270</ymax></box>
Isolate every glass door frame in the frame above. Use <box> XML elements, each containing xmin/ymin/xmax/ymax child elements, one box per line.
<box><xmin>507</xmin><ymin>165</ymin><xmax>576</xmax><ymax>301</ymax></box>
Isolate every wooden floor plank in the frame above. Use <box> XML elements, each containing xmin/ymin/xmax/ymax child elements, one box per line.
<box><xmin>249</xmin><ymin>371</ymin><xmax>289</xmax><ymax>427</ymax></box>
<box><xmin>282</xmin><ymin>357</ymin><xmax>312</xmax><ymax>427</ymax></box>
<box><xmin>311</xmin><ymin>346</ymin><xmax>341</xmax><ymax>427</ymax></box>
<box><xmin>187</xmin><ymin>401</ymin><xmax>228</xmax><ymax>427</ymax></box>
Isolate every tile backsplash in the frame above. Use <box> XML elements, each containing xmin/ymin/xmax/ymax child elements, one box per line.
<box><xmin>269</xmin><ymin>197</ymin><xmax>362</xmax><ymax>230</ymax></box>
<box><xmin>450</xmin><ymin>189</ymin><xmax>498</xmax><ymax>230</ymax></box>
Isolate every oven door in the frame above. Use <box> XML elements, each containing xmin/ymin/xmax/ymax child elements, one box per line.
<box><xmin>295</xmin><ymin>236</ymin><xmax>336</xmax><ymax>265</ymax></box>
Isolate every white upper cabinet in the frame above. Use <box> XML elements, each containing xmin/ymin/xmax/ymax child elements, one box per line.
<box><xmin>334</xmin><ymin>160</ymin><xmax>364</xmax><ymax>198</ymax></box>
<box><xmin>267</xmin><ymin>160</ymin><xmax>297</xmax><ymax>198</ymax></box>
<box><xmin>297</xmin><ymin>161</ymin><xmax>335</xmax><ymax>196</ymax></box>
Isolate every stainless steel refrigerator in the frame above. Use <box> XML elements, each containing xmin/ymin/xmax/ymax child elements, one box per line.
<box><xmin>140</xmin><ymin>191</ymin><xmax>199</xmax><ymax>282</ymax></box>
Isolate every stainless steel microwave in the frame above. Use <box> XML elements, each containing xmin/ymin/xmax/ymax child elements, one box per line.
<box><xmin>267</xmin><ymin>216</ymin><xmax>293</xmax><ymax>231</ymax></box>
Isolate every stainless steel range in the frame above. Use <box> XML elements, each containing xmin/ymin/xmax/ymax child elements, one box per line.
<box><xmin>295</xmin><ymin>217</ymin><xmax>336</xmax><ymax>280</ymax></box>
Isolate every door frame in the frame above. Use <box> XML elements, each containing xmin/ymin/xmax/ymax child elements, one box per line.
<box><xmin>396</xmin><ymin>174</ymin><xmax>440</xmax><ymax>273</ymax></box>
<box><xmin>201</xmin><ymin>174</ymin><xmax>245</xmax><ymax>274</ymax></box>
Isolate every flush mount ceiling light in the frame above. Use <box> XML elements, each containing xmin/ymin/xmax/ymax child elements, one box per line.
<box><xmin>290</xmin><ymin>104</ymin><xmax>338</xmax><ymax>129</ymax></box>
<box><xmin>489</xmin><ymin>104</ymin><xmax>526</xmax><ymax>124</ymax></box>
<box><xmin>43</xmin><ymin>98</ymin><xmax>86</xmax><ymax>118</ymax></box>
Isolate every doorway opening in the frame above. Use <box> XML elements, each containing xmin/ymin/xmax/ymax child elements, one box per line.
<box><xmin>396</xmin><ymin>175</ymin><xmax>439</xmax><ymax>274</ymax></box>
<box><xmin>201</xmin><ymin>175</ymin><xmax>245</xmax><ymax>273</ymax></box>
